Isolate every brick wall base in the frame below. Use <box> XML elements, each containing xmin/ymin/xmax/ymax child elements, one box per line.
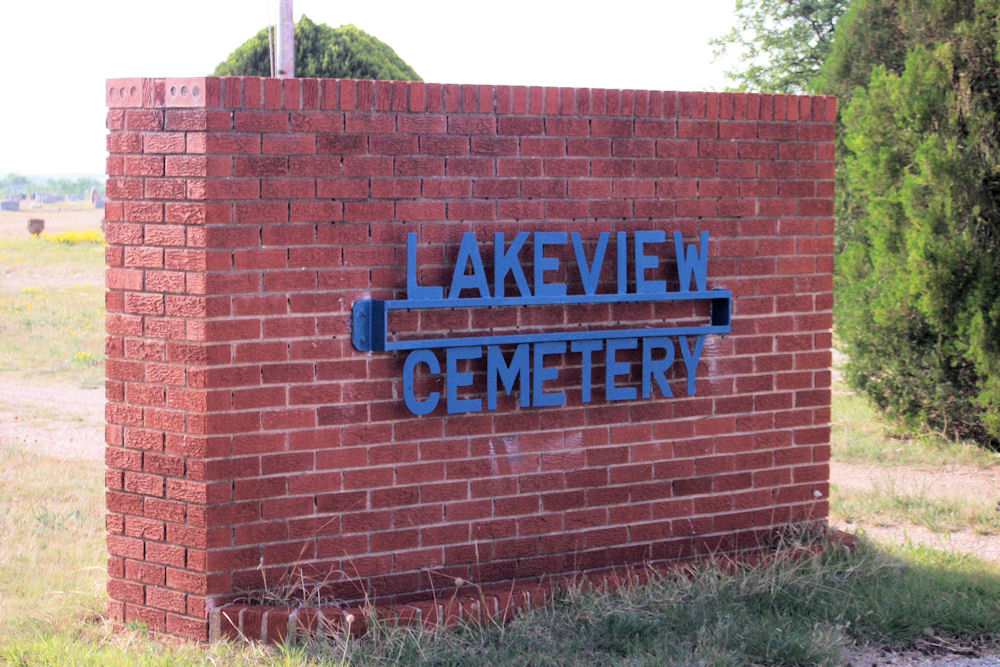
<box><xmin>211</xmin><ymin>527</ymin><xmax>853</xmax><ymax>644</ymax></box>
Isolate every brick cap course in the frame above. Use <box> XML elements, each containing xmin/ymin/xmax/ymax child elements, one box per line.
<box><xmin>106</xmin><ymin>77</ymin><xmax>836</xmax><ymax>121</ymax></box>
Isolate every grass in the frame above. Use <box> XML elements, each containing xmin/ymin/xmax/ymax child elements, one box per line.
<box><xmin>1</xmin><ymin>439</ymin><xmax>999</xmax><ymax>665</ymax></box>
<box><xmin>831</xmin><ymin>481</ymin><xmax>1000</xmax><ymax>535</ymax></box>
<box><xmin>831</xmin><ymin>383</ymin><xmax>1000</xmax><ymax>468</ymax></box>
<box><xmin>0</xmin><ymin>633</ymin><xmax>281</xmax><ymax>667</ymax></box>
<box><xmin>242</xmin><ymin>537</ymin><xmax>1000</xmax><ymax>666</ymax></box>
<box><xmin>0</xmin><ymin>445</ymin><xmax>104</xmax><ymax>638</ymax></box>
<box><xmin>0</xmin><ymin>230</ymin><xmax>105</xmax><ymax>388</ymax></box>
<box><xmin>329</xmin><ymin>539</ymin><xmax>1000</xmax><ymax>666</ymax></box>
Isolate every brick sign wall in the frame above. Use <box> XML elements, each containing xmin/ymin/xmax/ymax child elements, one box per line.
<box><xmin>104</xmin><ymin>76</ymin><xmax>834</xmax><ymax>640</ymax></box>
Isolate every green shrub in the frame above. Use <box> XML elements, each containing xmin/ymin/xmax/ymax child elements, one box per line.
<box><xmin>214</xmin><ymin>16</ymin><xmax>421</xmax><ymax>81</ymax></box>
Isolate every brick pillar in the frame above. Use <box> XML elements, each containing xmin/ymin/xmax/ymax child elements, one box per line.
<box><xmin>105</xmin><ymin>78</ymin><xmax>236</xmax><ymax>639</ymax></box>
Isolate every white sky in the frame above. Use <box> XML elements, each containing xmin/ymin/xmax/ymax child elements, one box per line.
<box><xmin>0</xmin><ymin>1</ymin><xmax>738</xmax><ymax>176</ymax></box>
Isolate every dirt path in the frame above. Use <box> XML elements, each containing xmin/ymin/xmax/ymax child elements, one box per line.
<box><xmin>830</xmin><ymin>461</ymin><xmax>1000</xmax><ymax>565</ymax></box>
<box><xmin>0</xmin><ymin>377</ymin><xmax>104</xmax><ymax>460</ymax></box>
<box><xmin>832</xmin><ymin>461</ymin><xmax>1000</xmax><ymax>504</ymax></box>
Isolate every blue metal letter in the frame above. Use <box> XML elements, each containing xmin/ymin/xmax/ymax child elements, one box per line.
<box><xmin>532</xmin><ymin>341</ymin><xmax>566</xmax><ymax>407</ymax></box>
<box><xmin>403</xmin><ymin>349</ymin><xmax>440</xmax><ymax>415</ymax></box>
<box><xmin>449</xmin><ymin>232</ymin><xmax>491</xmax><ymax>299</ymax></box>
<box><xmin>533</xmin><ymin>232</ymin><xmax>567</xmax><ymax>298</ymax></box>
<box><xmin>571</xmin><ymin>339</ymin><xmax>602</xmax><ymax>403</ymax></box>
<box><xmin>674</xmin><ymin>230</ymin><xmax>709</xmax><ymax>292</ymax></box>
<box><xmin>641</xmin><ymin>336</ymin><xmax>674</xmax><ymax>398</ymax></box>
<box><xmin>634</xmin><ymin>230</ymin><xmax>667</xmax><ymax>294</ymax></box>
<box><xmin>406</xmin><ymin>232</ymin><xmax>442</xmax><ymax>301</ymax></box>
<box><xmin>571</xmin><ymin>231</ymin><xmax>609</xmax><ymax>295</ymax></box>
<box><xmin>617</xmin><ymin>231</ymin><xmax>628</xmax><ymax>294</ymax></box>
<box><xmin>494</xmin><ymin>232</ymin><xmax>532</xmax><ymax>298</ymax></box>
<box><xmin>446</xmin><ymin>346</ymin><xmax>483</xmax><ymax>414</ymax></box>
<box><xmin>605</xmin><ymin>337</ymin><xmax>638</xmax><ymax>401</ymax></box>
<box><xmin>486</xmin><ymin>344</ymin><xmax>530</xmax><ymax>409</ymax></box>
<box><xmin>678</xmin><ymin>334</ymin><xmax>706</xmax><ymax>396</ymax></box>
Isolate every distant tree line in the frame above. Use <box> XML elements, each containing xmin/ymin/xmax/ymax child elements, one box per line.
<box><xmin>0</xmin><ymin>173</ymin><xmax>104</xmax><ymax>198</ymax></box>
<box><xmin>715</xmin><ymin>0</ymin><xmax>1000</xmax><ymax>447</ymax></box>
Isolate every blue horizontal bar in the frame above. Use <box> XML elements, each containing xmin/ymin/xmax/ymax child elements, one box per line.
<box><xmin>352</xmin><ymin>290</ymin><xmax>732</xmax><ymax>352</ymax></box>
<box><xmin>383</xmin><ymin>289</ymin><xmax>729</xmax><ymax>311</ymax></box>
<box><xmin>385</xmin><ymin>324</ymin><xmax>729</xmax><ymax>351</ymax></box>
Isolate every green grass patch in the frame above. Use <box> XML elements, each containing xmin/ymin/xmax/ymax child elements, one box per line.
<box><xmin>831</xmin><ymin>390</ymin><xmax>1000</xmax><ymax>468</ymax></box>
<box><xmin>293</xmin><ymin>537</ymin><xmax>1000</xmax><ymax>666</ymax></box>
<box><xmin>0</xmin><ymin>284</ymin><xmax>105</xmax><ymax>387</ymax></box>
<box><xmin>0</xmin><ymin>234</ymin><xmax>105</xmax><ymax>268</ymax></box>
<box><xmin>0</xmin><ymin>631</ymin><xmax>284</xmax><ymax>667</ymax></box>
<box><xmin>831</xmin><ymin>481</ymin><xmax>1000</xmax><ymax>535</ymax></box>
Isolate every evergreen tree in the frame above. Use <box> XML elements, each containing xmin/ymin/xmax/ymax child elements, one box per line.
<box><xmin>214</xmin><ymin>16</ymin><xmax>420</xmax><ymax>81</ymax></box>
<box><xmin>832</xmin><ymin>0</ymin><xmax>1000</xmax><ymax>445</ymax></box>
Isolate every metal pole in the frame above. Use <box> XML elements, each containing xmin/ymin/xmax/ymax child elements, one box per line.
<box><xmin>276</xmin><ymin>0</ymin><xmax>294</xmax><ymax>78</ymax></box>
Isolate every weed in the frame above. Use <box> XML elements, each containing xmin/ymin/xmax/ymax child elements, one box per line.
<box><xmin>125</xmin><ymin>620</ymin><xmax>149</xmax><ymax>634</ymax></box>
<box><xmin>73</xmin><ymin>351</ymin><xmax>98</xmax><ymax>366</ymax></box>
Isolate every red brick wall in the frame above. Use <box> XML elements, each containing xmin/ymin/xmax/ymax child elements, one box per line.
<box><xmin>105</xmin><ymin>76</ymin><xmax>834</xmax><ymax>641</ymax></box>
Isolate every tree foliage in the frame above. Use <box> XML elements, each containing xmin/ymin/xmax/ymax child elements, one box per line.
<box><xmin>711</xmin><ymin>0</ymin><xmax>848</xmax><ymax>93</ymax></box>
<box><xmin>832</xmin><ymin>0</ymin><xmax>1000</xmax><ymax>445</ymax></box>
<box><xmin>214</xmin><ymin>16</ymin><xmax>420</xmax><ymax>81</ymax></box>
<box><xmin>812</xmin><ymin>0</ymin><xmax>906</xmax><ymax>101</ymax></box>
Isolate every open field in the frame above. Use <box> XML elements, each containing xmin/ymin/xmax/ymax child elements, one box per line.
<box><xmin>1</xmin><ymin>210</ymin><xmax>999</xmax><ymax>663</ymax></box>
<box><xmin>0</xmin><ymin>208</ymin><xmax>105</xmax><ymax>387</ymax></box>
